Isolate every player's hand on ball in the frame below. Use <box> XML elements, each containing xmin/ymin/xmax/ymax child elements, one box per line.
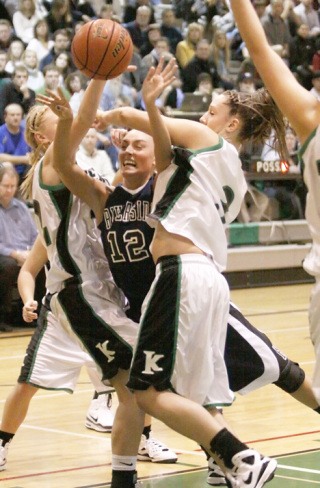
<box><xmin>36</xmin><ymin>88</ymin><xmax>73</xmax><ymax>120</ymax></box>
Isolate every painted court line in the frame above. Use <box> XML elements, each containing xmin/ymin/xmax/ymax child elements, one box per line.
<box><xmin>278</xmin><ymin>464</ymin><xmax>320</xmax><ymax>475</ymax></box>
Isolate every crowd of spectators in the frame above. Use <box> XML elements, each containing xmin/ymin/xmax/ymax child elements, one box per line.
<box><xmin>1</xmin><ymin>0</ymin><xmax>319</xmax><ymax>287</ymax></box>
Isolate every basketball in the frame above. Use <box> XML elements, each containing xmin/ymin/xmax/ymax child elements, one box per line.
<box><xmin>71</xmin><ymin>19</ymin><xmax>133</xmax><ymax>80</ymax></box>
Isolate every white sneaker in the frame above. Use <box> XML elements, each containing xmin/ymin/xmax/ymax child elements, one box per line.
<box><xmin>85</xmin><ymin>393</ymin><xmax>114</xmax><ymax>433</ymax></box>
<box><xmin>225</xmin><ymin>449</ymin><xmax>277</xmax><ymax>488</ymax></box>
<box><xmin>137</xmin><ymin>434</ymin><xmax>178</xmax><ymax>463</ymax></box>
<box><xmin>0</xmin><ymin>440</ymin><xmax>9</xmax><ymax>471</ymax></box>
<box><xmin>207</xmin><ymin>457</ymin><xmax>227</xmax><ymax>485</ymax></box>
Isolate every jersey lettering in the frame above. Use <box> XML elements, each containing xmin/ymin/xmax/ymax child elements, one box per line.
<box><xmin>142</xmin><ymin>351</ymin><xmax>164</xmax><ymax>375</ymax></box>
<box><xmin>103</xmin><ymin>201</ymin><xmax>151</xmax><ymax>230</ymax></box>
<box><xmin>96</xmin><ymin>341</ymin><xmax>116</xmax><ymax>362</ymax></box>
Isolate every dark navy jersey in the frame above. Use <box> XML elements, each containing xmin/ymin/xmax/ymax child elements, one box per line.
<box><xmin>99</xmin><ymin>177</ymin><xmax>155</xmax><ymax>322</ymax></box>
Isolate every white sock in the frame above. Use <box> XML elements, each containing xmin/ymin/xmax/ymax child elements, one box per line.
<box><xmin>112</xmin><ymin>454</ymin><xmax>137</xmax><ymax>471</ymax></box>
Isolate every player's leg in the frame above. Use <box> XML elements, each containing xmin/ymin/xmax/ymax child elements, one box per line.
<box><xmin>109</xmin><ymin>368</ymin><xmax>145</xmax><ymax>488</ymax></box>
<box><xmin>0</xmin><ymin>383</ymin><xmax>38</xmax><ymax>470</ymax></box>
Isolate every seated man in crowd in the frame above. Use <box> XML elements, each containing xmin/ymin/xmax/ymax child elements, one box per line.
<box><xmin>0</xmin><ymin>163</ymin><xmax>44</xmax><ymax>332</ymax></box>
<box><xmin>0</xmin><ymin>66</ymin><xmax>36</xmax><ymax>125</ymax></box>
<box><xmin>0</xmin><ymin>104</ymin><xmax>30</xmax><ymax>184</ymax></box>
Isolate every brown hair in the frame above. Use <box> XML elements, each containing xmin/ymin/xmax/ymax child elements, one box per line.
<box><xmin>223</xmin><ymin>88</ymin><xmax>288</xmax><ymax>159</ymax></box>
<box><xmin>20</xmin><ymin>104</ymin><xmax>50</xmax><ymax>198</ymax></box>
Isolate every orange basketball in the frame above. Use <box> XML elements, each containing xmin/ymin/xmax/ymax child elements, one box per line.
<box><xmin>71</xmin><ymin>19</ymin><xmax>133</xmax><ymax>80</ymax></box>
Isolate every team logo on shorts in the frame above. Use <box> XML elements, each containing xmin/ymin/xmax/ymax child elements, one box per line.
<box><xmin>96</xmin><ymin>341</ymin><xmax>116</xmax><ymax>362</ymax></box>
<box><xmin>142</xmin><ymin>351</ymin><xmax>164</xmax><ymax>375</ymax></box>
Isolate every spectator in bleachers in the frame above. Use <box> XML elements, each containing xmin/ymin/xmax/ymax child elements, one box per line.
<box><xmin>122</xmin><ymin>50</ymin><xmax>143</xmax><ymax>91</ymax></box>
<box><xmin>27</xmin><ymin>18</ymin><xmax>54</xmax><ymax>63</ymax></box>
<box><xmin>100</xmin><ymin>74</ymin><xmax>137</xmax><ymax>111</ymax></box>
<box><xmin>210</xmin><ymin>29</ymin><xmax>232</xmax><ymax>85</ymax></box>
<box><xmin>12</xmin><ymin>0</ymin><xmax>44</xmax><ymax>45</ymax></box>
<box><xmin>294</xmin><ymin>0</ymin><xmax>320</xmax><ymax>37</ymax></box>
<box><xmin>76</xmin><ymin>128</ymin><xmax>115</xmax><ymax>181</ymax></box>
<box><xmin>237</xmin><ymin>71</ymin><xmax>257</xmax><ymax>93</ymax></box>
<box><xmin>309</xmin><ymin>70</ymin><xmax>320</xmax><ymax>99</ymax></box>
<box><xmin>123</xmin><ymin>5</ymin><xmax>153</xmax><ymax>54</ymax></box>
<box><xmin>65</xmin><ymin>70</ymin><xmax>86</xmax><ymax>114</ymax></box>
<box><xmin>21</xmin><ymin>48</ymin><xmax>45</xmax><ymax>91</ymax></box>
<box><xmin>99</xmin><ymin>3</ymin><xmax>116</xmax><ymax>20</ymax></box>
<box><xmin>5</xmin><ymin>39</ymin><xmax>25</xmax><ymax>74</ymax></box>
<box><xmin>289</xmin><ymin>23</ymin><xmax>315</xmax><ymax>89</ymax></box>
<box><xmin>162</xmin><ymin>71</ymin><xmax>184</xmax><ymax>109</ymax></box>
<box><xmin>175</xmin><ymin>22</ymin><xmax>204</xmax><ymax>69</ymax></box>
<box><xmin>44</xmin><ymin>0</ymin><xmax>78</xmax><ymax>34</ymax></box>
<box><xmin>53</xmin><ymin>50</ymin><xmax>74</xmax><ymax>83</ymax></box>
<box><xmin>159</xmin><ymin>8</ymin><xmax>183</xmax><ymax>54</ymax></box>
<box><xmin>140</xmin><ymin>22</ymin><xmax>161</xmax><ymax>57</ymax></box>
<box><xmin>39</xmin><ymin>28</ymin><xmax>70</xmax><ymax>70</ymax></box>
<box><xmin>140</xmin><ymin>36</ymin><xmax>174</xmax><ymax>80</ymax></box>
<box><xmin>0</xmin><ymin>104</ymin><xmax>30</xmax><ymax>183</ymax></box>
<box><xmin>123</xmin><ymin>0</ymin><xmax>155</xmax><ymax>24</ymax></box>
<box><xmin>35</xmin><ymin>63</ymin><xmax>70</xmax><ymax>98</ymax></box>
<box><xmin>0</xmin><ymin>66</ymin><xmax>36</xmax><ymax>124</ymax></box>
<box><xmin>0</xmin><ymin>19</ymin><xmax>21</xmax><ymax>52</ymax></box>
<box><xmin>261</xmin><ymin>0</ymin><xmax>292</xmax><ymax>61</ymax></box>
<box><xmin>0</xmin><ymin>50</ymin><xmax>12</xmax><ymax>89</ymax></box>
<box><xmin>0</xmin><ymin>163</ymin><xmax>40</xmax><ymax>331</ymax></box>
<box><xmin>181</xmin><ymin>38</ymin><xmax>226</xmax><ymax>93</ymax></box>
<box><xmin>193</xmin><ymin>71</ymin><xmax>213</xmax><ymax>96</ymax></box>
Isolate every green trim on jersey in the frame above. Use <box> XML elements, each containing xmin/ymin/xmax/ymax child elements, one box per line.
<box><xmin>298</xmin><ymin>128</ymin><xmax>317</xmax><ymax>174</ymax></box>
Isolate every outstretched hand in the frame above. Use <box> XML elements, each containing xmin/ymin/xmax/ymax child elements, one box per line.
<box><xmin>36</xmin><ymin>87</ymin><xmax>73</xmax><ymax>120</ymax></box>
<box><xmin>142</xmin><ymin>57</ymin><xmax>178</xmax><ymax>106</ymax></box>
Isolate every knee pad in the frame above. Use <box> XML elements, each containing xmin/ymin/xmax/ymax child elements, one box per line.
<box><xmin>273</xmin><ymin>360</ymin><xmax>305</xmax><ymax>393</ymax></box>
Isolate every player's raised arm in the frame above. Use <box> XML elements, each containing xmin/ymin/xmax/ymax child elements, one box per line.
<box><xmin>93</xmin><ymin>59</ymin><xmax>219</xmax><ymax>151</ymax></box>
<box><xmin>229</xmin><ymin>0</ymin><xmax>320</xmax><ymax>142</ymax></box>
<box><xmin>142</xmin><ymin>60</ymin><xmax>175</xmax><ymax>173</ymax></box>
<box><xmin>36</xmin><ymin>87</ymin><xmax>110</xmax><ymax>223</ymax></box>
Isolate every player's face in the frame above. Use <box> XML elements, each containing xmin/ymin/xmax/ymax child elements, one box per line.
<box><xmin>38</xmin><ymin>110</ymin><xmax>59</xmax><ymax>143</ymax></box>
<box><xmin>0</xmin><ymin>174</ymin><xmax>18</xmax><ymax>207</ymax></box>
<box><xmin>119</xmin><ymin>130</ymin><xmax>155</xmax><ymax>187</ymax></box>
<box><xmin>200</xmin><ymin>93</ymin><xmax>235</xmax><ymax>135</ymax></box>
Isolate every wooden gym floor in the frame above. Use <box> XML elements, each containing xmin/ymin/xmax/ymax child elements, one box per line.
<box><xmin>0</xmin><ymin>283</ymin><xmax>319</xmax><ymax>487</ymax></box>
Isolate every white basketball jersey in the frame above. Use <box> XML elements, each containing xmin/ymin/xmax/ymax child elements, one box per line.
<box><xmin>299</xmin><ymin>126</ymin><xmax>320</xmax><ymax>276</ymax></box>
<box><xmin>148</xmin><ymin>137</ymin><xmax>247</xmax><ymax>271</ymax></box>
<box><xmin>32</xmin><ymin>159</ymin><xmax>114</xmax><ymax>294</ymax></box>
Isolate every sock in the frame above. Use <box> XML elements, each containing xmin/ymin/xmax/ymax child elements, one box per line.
<box><xmin>112</xmin><ymin>454</ymin><xmax>137</xmax><ymax>471</ymax></box>
<box><xmin>314</xmin><ymin>406</ymin><xmax>320</xmax><ymax>414</ymax></box>
<box><xmin>142</xmin><ymin>424</ymin><xmax>151</xmax><ymax>439</ymax></box>
<box><xmin>0</xmin><ymin>431</ymin><xmax>14</xmax><ymax>446</ymax></box>
<box><xmin>111</xmin><ymin>469</ymin><xmax>137</xmax><ymax>488</ymax></box>
<box><xmin>210</xmin><ymin>428</ymin><xmax>248</xmax><ymax>469</ymax></box>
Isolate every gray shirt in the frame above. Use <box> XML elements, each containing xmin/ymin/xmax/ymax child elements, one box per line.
<box><xmin>0</xmin><ymin>198</ymin><xmax>38</xmax><ymax>256</ymax></box>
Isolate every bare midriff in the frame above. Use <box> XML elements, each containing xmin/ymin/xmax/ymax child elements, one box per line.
<box><xmin>150</xmin><ymin>222</ymin><xmax>204</xmax><ymax>263</ymax></box>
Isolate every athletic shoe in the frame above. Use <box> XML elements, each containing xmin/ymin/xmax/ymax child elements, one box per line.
<box><xmin>137</xmin><ymin>435</ymin><xmax>178</xmax><ymax>463</ymax></box>
<box><xmin>207</xmin><ymin>457</ymin><xmax>227</xmax><ymax>485</ymax></box>
<box><xmin>85</xmin><ymin>393</ymin><xmax>114</xmax><ymax>433</ymax></box>
<box><xmin>0</xmin><ymin>441</ymin><xmax>9</xmax><ymax>471</ymax></box>
<box><xmin>225</xmin><ymin>449</ymin><xmax>277</xmax><ymax>488</ymax></box>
